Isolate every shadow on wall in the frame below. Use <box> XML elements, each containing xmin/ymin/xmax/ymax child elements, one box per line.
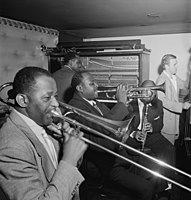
<box><xmin>157</xmin><ymin>60</ymin><xmax>163</xmax><ymax>75</ymax></box>
<box><xmin>187</xmin><ymin>48</ymin><xmax>191</xmax><ymax>81</ymax></box>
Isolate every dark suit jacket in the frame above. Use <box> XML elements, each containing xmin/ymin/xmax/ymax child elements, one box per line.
<box><xmin>52</xmin><ymin>67</ymin><xmax>75</xmax><ymax>103</ymax></box>
<box><xmin>0</xmin><ymin>109</ymin><xmax>84</xmax><ymax>200</ymax></box>
<box><xmin>68</xmin><ymin>93</ymin><xmax>130</xmax><ymax>180</ymax></box>
<box><xmin>128</xmin><ymin>98</ymin><xmax>164</xmax><ymax>134</ymax></box>
<box><xmin>125</xmin><ymin>98</ymin><xmax>175</xmax><ymax>181</ymax></box>
<box><xmin>68</xmin><ymin>92</ymin><xmax>130</xmax><ymax>150</ymax></box>
<box><xmin>116</xmin><ymin>98</ymin><xmax>175</xmax><ymax>174</ymax></box>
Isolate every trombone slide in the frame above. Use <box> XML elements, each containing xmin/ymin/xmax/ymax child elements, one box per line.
<box><xmin>51</xmin><ymin>109</ymin><xmax>191</xmax><ymax>192</ymax></box>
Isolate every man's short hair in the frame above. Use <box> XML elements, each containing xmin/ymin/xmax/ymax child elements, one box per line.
<box><xmin>71</xmin><ymin>71</ymin><xmax>85</xmax><ymax>90</ymax></box>
<box><xmin>63</xmin><ymin>52</ymin><xmax>79</xmax><ymax>65</ymax></box>
<box><xmin>140</xmin><ymin>80</ymin><xmax>156</xmax><ymax>87</ymax></box>
<box><xmin>161</xmin><ymin>54</ymin><xmax>176</xmax><ymax>69</ymax></box>
<box><xmin>8</xmin><ymin>66</ymin><xmax>51</xmax><ymax>100</ymax></box>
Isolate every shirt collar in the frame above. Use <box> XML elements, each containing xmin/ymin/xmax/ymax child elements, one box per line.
<box><xmin>82</xmin><ymin>97</ymin><xmax>96</xmax><ymax>106</ymax></box>
<box><xmin>64</xmin><ymin>65</ymin><xmax>73</xmax><ymax>71</ymax></box>
<box><xmin>61</xmin><ymin>65</ymin><xmax>73</xmax><ymax>71</ymax></box>
<box><xmin>164</xmin><ymin>70</ymin><xmax>176</xmax><ymax>80</ymax></box>
<box><xmin>138</xmin><ymin>98</ymin><xmax>151</xmax><ymax>107</ymax></box>
<box><xmin>13</xmin><ymin>108</ymin><xmax>44</xmax><ymax>137</ymax></box>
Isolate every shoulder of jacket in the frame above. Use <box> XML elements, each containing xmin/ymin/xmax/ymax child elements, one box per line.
<box><xmin>157</xmin><ymin>98</ymin><xmax>163</xmax><ymax>105</ymax></box>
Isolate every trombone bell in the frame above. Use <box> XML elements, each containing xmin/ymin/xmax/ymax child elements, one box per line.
<box><xmin>60</xmin><ymin>101</ymin><xmax>134</xmax><ymax>140</ymax></box>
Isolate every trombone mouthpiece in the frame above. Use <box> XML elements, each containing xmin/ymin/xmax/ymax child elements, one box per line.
<box><xmin>51</xmin><ymin>110</ymin><xmax>61</xmax><ymax>118</ymax></box>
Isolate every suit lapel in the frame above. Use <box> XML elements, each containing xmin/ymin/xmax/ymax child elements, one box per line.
<box><xmin>91</xmin><ymin>101</ymin><xmax>103</xmax><ymax>116</ymax></box>
<box><xmin>130</xmin><ymin>99</ymin><xmax>141</xmax><ymax>128</ymax></box>
<box><xmin>163</xmin><ymin>72</ymin><xmax>179</xmax><ymax>102</ymax></box>
<box><xmin>9</xmin><ymin>110</ymin><xmax>56</xmax><ymax>182</ymax></box>
<box><xmin>72</xmin><ymin>93</ymin><xmax>103</xmax><ymax>116</ymax></box>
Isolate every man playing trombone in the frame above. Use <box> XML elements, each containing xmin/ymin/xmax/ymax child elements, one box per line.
<box><xmin>67</xmin><ymin>71</ymin><xmax>160</xmax><ymax>200</ymax></box>
<box><xmin>0</xmin><ymin>67</ymin><xmax>88</xmax><ymax>200</ymax></box>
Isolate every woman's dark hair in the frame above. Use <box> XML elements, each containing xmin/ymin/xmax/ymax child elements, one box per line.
<box><xmin>8</xmin><ymin>66</ymin><xmax>51</xmax><ymax>100</ymax></box>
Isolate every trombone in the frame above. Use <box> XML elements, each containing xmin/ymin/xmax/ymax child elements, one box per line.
<box><xmin>51</xmin><ymin>104</ymin><xmax>191</xmax><ymax>192</ymax></box>
<box><xmin>0</xmin><ymin>82</ymin><xmax>191</xmax><ymax>192</ymax></box>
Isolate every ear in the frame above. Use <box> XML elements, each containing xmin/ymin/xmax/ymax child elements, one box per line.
<box><xmin>15</xmin><ymin>94</ymin><xmax>29</xmax><ymax>107</ymax></box>
<box><xmin>76</xmin><ymin>84</ymin><xmax>83</xmax><ymax>92</ymax></box>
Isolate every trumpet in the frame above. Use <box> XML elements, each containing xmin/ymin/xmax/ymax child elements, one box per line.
<box><xmin>97</xmin><ymin>83</ymin><xmax>165</xmax><ymax>99</ymax></box>
<box><xmin>98</xmin><ymin>88</ymin><xmax>117</xmax><ymax>93</ymax></box>
<box><xmin>0</xmin><ymin>82</ymin><xmax>191</xmax><ymax>192</ymax></box>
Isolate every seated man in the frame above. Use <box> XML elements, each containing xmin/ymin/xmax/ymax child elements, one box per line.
<box><xmin>122</xmin><ymin>80</ymin><xmax>175</xmax><ymax>191</ymax></box>
<box><xmin>68</xmin><ymin>71</ymin><xmax>159</xmax><ymax>200</ymax></box>
<box><xmin>0</xmin><ymin>66</ymin><xmax>87</xmax><ymax>200</ymax></box>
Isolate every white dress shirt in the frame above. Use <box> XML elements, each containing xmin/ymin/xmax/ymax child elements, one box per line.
<box><xmin>137</xmin><ymin>99</ymin><xmax>145</xmax><ymax>130</ymax></box>
<box><xmin>14</xmin><ymin>109</ymin><xmax>58</xmax><ymax>169</ymax></box>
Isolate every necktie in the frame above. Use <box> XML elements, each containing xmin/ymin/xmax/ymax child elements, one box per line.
<box><xmin>42</xmin><ymin>130</ymin><xmax>58</xmax><ymax>168</ymax></box>
<box><xmin>91</xmin><ymin>101</ymin><xmax>103</xmax><ymax>116</ymax></box>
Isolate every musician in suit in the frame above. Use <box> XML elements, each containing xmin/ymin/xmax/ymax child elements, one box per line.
<box><xmin>122</xmin><ymin>80</ymin><xmax>175</xmax><ymax>191</ymax></box>
<box><xmin>156</xmin><ymin>54</ymin><xmax>191</xmax><ymax>145</ymax></box>
<box><xmin>52</xmin><ymin>51</ymin><xmax>85</xmax><ymax>104</ymax></box>
<box><xmin>0</xmin><ymin>66</ymin><xmax>87</xmax><ymax>200</ymax></box>
<box><xmin>68</xmin><ymin>71</ymin><xmax>158</xmax><ymax>200</ymax></box>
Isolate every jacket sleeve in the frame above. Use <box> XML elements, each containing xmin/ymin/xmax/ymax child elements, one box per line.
<box><xmin>0</xmin><ymin>138</ymin><xmax>84</xmax><ymax>200</ymax></box>
<box><xmin>98</xmin><ymin>101</ymin><xmax>130</xmax><ymax>121</ymax></box>
<box><xmin>150</xmin><ymin>100</ymin><xmax>164</xmax><ymax>133</ymax></box>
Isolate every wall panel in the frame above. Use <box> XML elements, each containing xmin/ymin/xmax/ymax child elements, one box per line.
<box><xmin>0</xmin><ymin>17</ymin><xmax>58</xmax><ymax>92</ymax></box>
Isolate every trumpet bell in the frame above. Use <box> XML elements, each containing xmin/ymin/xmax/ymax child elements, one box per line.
<box><xmin>151</xmin><ymin>82</ymin><xmax>165</xmax><ymax>93</ymax></box>
<box><xmin>127</xmin><ymin>82</ymin><xmax>165</xmax><ymax>99</ymax></box>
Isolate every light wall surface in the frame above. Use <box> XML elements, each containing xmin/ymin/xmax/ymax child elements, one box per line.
<box><xmin>136</xmin><ymin>33</ymin><xmax>191</xmax><ymax>83</ymax></box>
<box><xmin>0</xmin><ymin>18</ymin><xmax>58</xmax><ymax>89</ymax></box>
<box><xmin>86</xmin><ymin>33</ymin><xmax>191</xmax><ymax>83</ymax></box>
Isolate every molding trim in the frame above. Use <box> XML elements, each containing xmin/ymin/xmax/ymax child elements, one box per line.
<box><xmin>0</xmin><ymin>17</ymin><xmax>59</xmax><ymax>36</ymax></box>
